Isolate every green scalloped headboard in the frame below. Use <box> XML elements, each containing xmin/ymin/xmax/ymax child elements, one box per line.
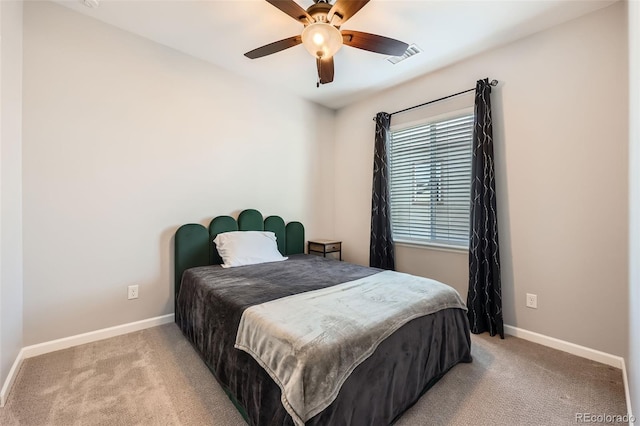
<box><xmin>174</xmin><ymin>209</ymin><xmax>305</xmax><ymax>308</ymax></box>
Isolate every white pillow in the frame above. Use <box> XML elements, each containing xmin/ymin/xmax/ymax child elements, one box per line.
<box><xmin>213</xmin><ymin>231</ymin><xmax>288</xmax><ymax>268</ymax></box>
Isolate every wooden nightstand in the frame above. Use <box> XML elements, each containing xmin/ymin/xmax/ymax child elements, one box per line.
<box><xmin>308</xmin><ymin>239</ymin><xmax>342</xmax><ymax>261</ymax></box>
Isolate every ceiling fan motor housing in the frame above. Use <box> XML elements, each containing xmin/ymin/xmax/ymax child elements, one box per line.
<box><xmin>306</xmin><ymin>2</ymin><xmax>333</xmax><ymax>24</ymax></box>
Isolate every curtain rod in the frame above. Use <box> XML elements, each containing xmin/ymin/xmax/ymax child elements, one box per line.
<box><xmin>372</xmin><ymin>79</ymin><xmax>498</xmax><ymax>121</ymax></box>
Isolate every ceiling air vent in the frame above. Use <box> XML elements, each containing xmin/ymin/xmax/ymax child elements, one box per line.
<box><xmin>387</xmin><ymin>44</ymin><xmax>422</xmax><ymax>65</ymax></box>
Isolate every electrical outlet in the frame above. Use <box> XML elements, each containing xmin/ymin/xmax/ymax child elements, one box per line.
<box><xmin>128</xmin><ymin>285</ymin><xmax>139</xmax><ymax>300</ymax></box>
<box><xmin>526</xmin><ymin>293</ymin><xmax>537</xmax><ymax>309</ymax></box>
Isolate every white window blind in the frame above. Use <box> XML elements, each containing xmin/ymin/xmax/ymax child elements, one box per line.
<box><xmin>389</xmin><ymin>113</ymin><xmax>473</xmax><ymax>248</ymax></box>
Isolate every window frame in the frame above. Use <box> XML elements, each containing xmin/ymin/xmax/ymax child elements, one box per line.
<box><xmin>388</xmin><ymin>107</ymin><xmax>474</xmax><ymax>252</ymax></box>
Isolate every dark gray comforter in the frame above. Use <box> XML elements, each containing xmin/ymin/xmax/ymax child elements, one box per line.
<box><xmin>176</xmin><ymin>255</ymin><xmax>472</xmax><ymax>426</ymax></box>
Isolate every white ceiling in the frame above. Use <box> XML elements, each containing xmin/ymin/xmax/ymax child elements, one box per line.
<box><xmin>54</xmin><ymin>0</ymin><xmax>616</xmax><ymax>109</ymax></box>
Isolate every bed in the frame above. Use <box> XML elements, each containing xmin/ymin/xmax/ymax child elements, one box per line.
<box><xmin>174</xmin><ymin>209</ymin><xmax>472</xmax><ymax>425</ymax></box>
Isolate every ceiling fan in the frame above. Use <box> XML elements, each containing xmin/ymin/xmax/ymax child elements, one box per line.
<box><xmin>244</xmin><ymin>0</ymin><xmax>409</xmax><ymax>86</ymax></box>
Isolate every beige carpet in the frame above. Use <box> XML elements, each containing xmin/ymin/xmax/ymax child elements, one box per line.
<box><xmin>0</xmin><ymin>323</ymin><xmax>627</xmax><ymax>425</ymax></box>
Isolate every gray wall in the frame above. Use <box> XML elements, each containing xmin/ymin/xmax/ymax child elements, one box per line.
<box><xmin>21</xmin><ymin>2</ymin><xmax>336</xmax><ymax>346</ymax></box>
<box><xmin>334</xmin><ymin>2</ymin><xmax>629</xmax><ymax>357</ymax></box>
<box><xmin>628</xmin><ymin>0</ymin><xmax>639</xmax><ymax>418</ymax></box>
<box><xmin>0</xmin><ymin>0</ymin><xmax>24</xmax><ymax>393</ymax></box>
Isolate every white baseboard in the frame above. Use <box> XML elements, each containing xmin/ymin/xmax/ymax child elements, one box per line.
<box><xmin>503</xmin><ymin>324</ymin><xmax>624</xmax><ymax>368</ymax></box>
<box><xmin>0</xmin><ymin>313</ymin><xmax>174</xmax><ymax>407</ymax></box>
<box><xmin>504</xmin><ymin>324</ymin><xmax>632</xmax><ymax>420</ymax></box>
<box><xmin>21</xmin><ymin>313</ymin><xmax>174</xmax><ymax>359</ymax></box>
<box><xmin>621</xmin><ymin>359</ymin><xmax>634</xmax><ymax>424</ymax></box>
<box><xmin>0</xmin><ymin>348</ymin><xmax>25</xmax><ymax>407</ymax></box>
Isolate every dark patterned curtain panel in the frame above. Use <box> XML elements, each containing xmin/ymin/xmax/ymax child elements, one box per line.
<box><xmin>467</xmin><ymin>79</ymin><xmax>504</xmax><ymax>338</ymax></box>
<box><xmin>370</xmin><ymin>112</ymin><xmax>395</xmax><ymax>270</ymax></box>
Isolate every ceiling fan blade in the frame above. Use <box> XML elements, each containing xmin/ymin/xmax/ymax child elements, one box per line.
<box><xmin>327</xmin><ymin>0</ymin><xmax>369</xmax><ymax>26</ymax></box>
<box><xmin>244</xmin><ymin>36</ymin><xmax>302</xmax><ymax>59</ymax></box>
<box><xmin>342</xmin><ymin>30</ymin><xmax>408</xmax><ymax>56</ymax></box>
<box><xmin>266</xmin><ymin>0</ymin><xmax>313</xmax><ymax>24</ymax></box>
<box><xmin>316</xmin><ymin>57</ymin><xmax>334</xmax><ymax>85</ymax></box>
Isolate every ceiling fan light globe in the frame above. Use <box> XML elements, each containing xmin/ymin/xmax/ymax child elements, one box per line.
<box><xmin>302</xmin><ymin>22</ymin><xmax>343</xmax><ymax>59</ymax></box>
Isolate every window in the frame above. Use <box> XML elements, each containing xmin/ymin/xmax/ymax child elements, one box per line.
<box><xmin>389</xmin><ymin>112</ymin><xmax>473</xmax><ymax>248</ymax></box>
